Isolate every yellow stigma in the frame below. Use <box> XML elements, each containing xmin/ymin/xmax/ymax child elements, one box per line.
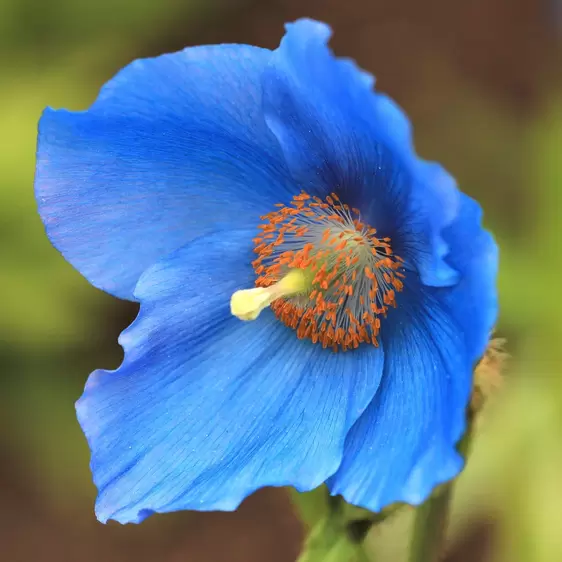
<box><xmin>230</xmin><ymin>269</ymin><xmax>309</xmax><ymax>321</ymax></box>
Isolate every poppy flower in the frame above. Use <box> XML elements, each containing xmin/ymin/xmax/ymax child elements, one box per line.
<box><xmin>35</xmin><ymin>19</ymin><xmax>498</xmax><ymax>524</ymax></box>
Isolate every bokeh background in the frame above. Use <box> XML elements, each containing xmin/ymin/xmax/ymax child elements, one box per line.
<box><xmin>1</xmin><ymin>1</ymin><xmax>561</xmax><ymax>561</ymax></box>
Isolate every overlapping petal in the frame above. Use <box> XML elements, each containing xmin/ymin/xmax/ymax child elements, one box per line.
<box><xmin>439</xmin><ymin>193</ymin><xmax>499</xmax><ymax>361</ymax></box>
<box><xmin>328</xmin><ymin>191</ymin><xmax>497</xmax><ymax>509</ymax></box>
<box><xmin>77</xmin><ymin>230</ymin><xmax>385</xmax><ymax>524</ymax></box>
<box><xmin>262</xmin><ymin>19</ymin><xmax>459</xmax><ymax>289</ymax></box>
<box><xmin>327</xmin><ymin>281</ymin><xmax>470</xmax><ymax>510</ymax></box>
<box><xmin>36</xmin><ymin>44</ymin><xmax>296</xmax><ymax>300</ymax></box>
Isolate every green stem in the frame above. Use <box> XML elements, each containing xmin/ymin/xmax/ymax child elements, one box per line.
<box><xmin>408</xmin><ymin>413</ymin><xmax>475</xmax><ymax>562</ymax></box>
<box><xmin>408</xmin><ymin>484</ymin><xmax>454</xmax><ymax>562</ymax></box>
<box><xmin>294</xmin><ymin>490</ymin><xmax>380</xmax><ymax>562</ymax></box>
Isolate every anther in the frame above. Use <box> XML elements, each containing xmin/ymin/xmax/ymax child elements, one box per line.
<box><xmin>243</xmin><ymin>192</ymin><xmax>405</xmax><ymax>350</ymax></box>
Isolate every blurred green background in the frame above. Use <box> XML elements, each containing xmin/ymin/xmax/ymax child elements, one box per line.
<box><xmin>0</xmin><ymin>0</ymin><xmax>560</xmax><ymax>561</ymax></box>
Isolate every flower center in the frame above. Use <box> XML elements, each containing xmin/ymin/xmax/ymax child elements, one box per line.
<box><xmin>231</xmin><ymin>192</ymin><xmax>405</xmax><ymax>351</ymax></box>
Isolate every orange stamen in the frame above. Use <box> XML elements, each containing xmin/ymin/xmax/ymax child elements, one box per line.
<box><xmin>252</xmin><ymin>192</ymin><xmax>405</xmax><ymax>351</ymax></box>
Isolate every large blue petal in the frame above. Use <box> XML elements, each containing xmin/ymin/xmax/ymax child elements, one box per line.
<box><xmin>77</xmin><ymin>229</ymin><xmax>384</xmax><ymax>524</ymax></box>
<box><xmin>36</xmin><ymin>44</ymin><xmax>295</xmax><ymax>300</ymax></box>
<box><xmin>327</xmin><ymin>280</ymin><xmax>470</xmax><ymax>510</ymax></box>
<box><xmin>262</xmin><ymin>19</ymin><xmax>459</xmax><ymax>288</ymax></box>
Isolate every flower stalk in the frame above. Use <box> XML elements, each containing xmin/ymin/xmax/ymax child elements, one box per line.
<box><xmin>407</xmin><ymin>478</ymin><xmax>455</xmax><ymax>562</ymax></box>
<box><xmin>293</xmin><ymin>491</ymin><xmax>387</xmax><ymax>562</ymax></box>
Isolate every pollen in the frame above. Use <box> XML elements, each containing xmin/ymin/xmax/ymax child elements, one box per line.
<box><xmin>249</xmin><ymin>192</ymin><xmax>406</xmax><ymax>351</ymax></box>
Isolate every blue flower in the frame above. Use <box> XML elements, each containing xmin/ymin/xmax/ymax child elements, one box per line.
<box><xmin>35</xmin><ymin>19</ymin><xmax>498</xmax><ymax>524</ymax></box>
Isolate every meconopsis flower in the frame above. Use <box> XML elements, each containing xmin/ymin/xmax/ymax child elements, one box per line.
<box><xmin>35</xmin><ymin>19</ymin><xmax>498</xmax><ymax>524</ymax></box>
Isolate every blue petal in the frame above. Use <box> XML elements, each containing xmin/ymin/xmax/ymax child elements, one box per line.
<box><xmin>262</xmin><ymin>19</ymin><xmax>459</xmax><ymax>288</ymax></box>
<box><xmin>439</xmin><ymin>193</ymin><xmax>499</xmax><ymax>362</ymax></box>
<box><xmin>36</xmin><ymin>44</ymin><xmax>295</xmax><ymax>300</ymax></box>
<box><xmin>77</xmin><ymin>229</ymin><xmax>384</xmax><ymax>524</ymax></box>
<box><xmin>327</xmin><ymin>281</ymin><xmax>470</xmax><ymax>511</ymax></box>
